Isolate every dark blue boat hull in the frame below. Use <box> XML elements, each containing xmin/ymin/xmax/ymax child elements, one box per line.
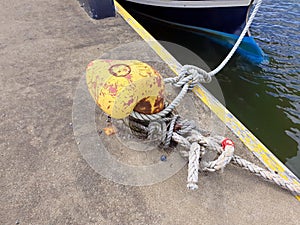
<box><xmin>117</xmin><ymin>0</ymin><xmax>266</xmax><ymax>63</ymax></box>
<box><xmin>117</xmin><ymin>0</ymin><xmax>249</xmax><ymax>35</ymax></box>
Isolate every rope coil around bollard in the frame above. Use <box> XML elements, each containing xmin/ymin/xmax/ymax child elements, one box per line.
<box><xmin>129</xmin><ymin>67</ymin><xmax>300</xmax><ymax>197</ymax></box>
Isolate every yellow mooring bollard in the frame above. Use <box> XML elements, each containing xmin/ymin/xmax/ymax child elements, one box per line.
<box><xmin>86</xmin><ymin>59</ymin><xmax>165</xmax><ymax>119</ymax></box>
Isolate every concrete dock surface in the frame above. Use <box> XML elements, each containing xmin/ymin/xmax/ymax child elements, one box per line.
<box><xmin>0</xmin><ymin>0</ymin><xmax>299</xmax><ymax>224</ymax></box>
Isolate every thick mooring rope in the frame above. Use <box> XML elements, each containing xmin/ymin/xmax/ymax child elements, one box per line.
<box><xmin>187</xmin><ymin>143</ymin><xmax>201</xmax><ymax>190</ymax></box>
<box><xmin>179</xmin><ymin>0</ymin><xmax>263</xmax><ymax>78</ymax></box>
<box><xmin>129</xmin><ymin>69</ymin><xmax>300</xmax><ymax>197</ymax></box>
<box><xmin>170</xmin><ymin>121</ymin><xmax>300</xmax><ymax>195</ymax></box>
<box><xmin>232</xmin><ymin>155</ymin><xmax>300</xmax><ymax>195</ymax></box>
<box><xmin>128</xmin><ymin>0</ymin><xmax>300</xmax><ymax>197</ymax></box>
<box><xmin>130</xmin><ymin>65</ymin><xmax>214</xmax><ymax>121</ymax></box>
<box><xmin>130</xmin><ymin>75</ymin><xmax>191</xmax><ymax>121</ymax></box>
<box><xmin>131</xmin><ymin>0</ymin><xmax>263</xmax><ymax>122</ymax></box>
<box><xmin>207</xmin><ymin>0</ymin><xmax>263</xmax><ymax>76</ymax></box>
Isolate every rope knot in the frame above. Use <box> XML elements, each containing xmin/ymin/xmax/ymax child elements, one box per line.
<box><xmin>176</xmin><ymin>65</ymin><xmax>212</xmax><ymax>89</ymax></box>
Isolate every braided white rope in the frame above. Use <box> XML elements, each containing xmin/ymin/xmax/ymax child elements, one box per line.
<box><xmin>172</xmin><ymin>132</ymin><xmax>191</xmax><ymax>151</ymax></box>
<box><xmin>131</xmin><ymin>110</ymin><xmax>300</xmax><ymax>195</ymax></box>
<box><xmin>131</xmin><ymin>58</ymin><xmax>217</xmax><ymax>121</ymax></box>
<box><xmin>128</xmin><ymin>0</ymin><xmax>294</xmax><ymax>195</ymax></box>
<box><xmin>232</xmin><ymin>155</ymin><xmax>300</xmax><ymax>195</ymax></box>
<box><xmin>128</xmin><ymin>113</ymin><xmax>300</xmax><ymax>196</ymax></box>
<box><xmin>191</xmin><ymin>1</ymin><xmax>263</xmax><ymax>77</ymax></box>
<box><xmin>148</xmin><ymin>121</ymin><xmax>167</xmax><ymax>142</ymax></box>
<box><xmin>208</xmin><ymin>0</ymin><xmax>263</xmax><ymax>76</ymax></box>
<box><xmin>172</xmin><ymin>130</ymin><xmax>300</xmax><ymax>195</ymax></box>
<box><xmin>130</xmin><ymin>82</ymin><xmax>189</xmax><ymax>121</ymax></box>
<box><xmin>202</xmin><ymin>145</ymin><xmax>234</xmax><ymax>172</ymax></box>
<box><xmin>180</xmin><ymin>0</ymin><xmax>263</xmax><ymax>79</ymax></box>
<box><xmin>131</xmin><ymin>0</ymin><xmax>262</xmax><ymax>122</ymax></box>
<box><xmin>187</xmin><ymin>143</ymin><xmax>201</xmax><ymax>190</ymax></box>
<box><xmin>164</xmin><ymin>115</ymin><xmax>179</xmax><ymax>148</ymax></box>
<box><xmin>165</xmin><ymin>65</ymin><xmax>212</xmax><ymax>87</ymax></box>
<box><xmin>176</xmin><ymin>118</ymin><xmax>198</xmax><ymax>135</ymax></box>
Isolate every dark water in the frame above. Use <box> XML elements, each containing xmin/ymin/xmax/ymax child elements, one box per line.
<box><xmin>120</xmin><ymin>0</ymin><xmax>300</xmax><ymax>178</ymax></box>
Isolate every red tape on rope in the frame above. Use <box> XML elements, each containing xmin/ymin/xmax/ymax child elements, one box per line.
<box><xmin>221</xmin><ymin>138</ymin><xmax>234</xmax><ymax>150</ymax></box>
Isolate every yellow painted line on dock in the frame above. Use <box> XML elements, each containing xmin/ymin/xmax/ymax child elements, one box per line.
<box><xmin>114</xmin><ymin>1</ymin><xmax>300</xmax><ymax>199</ymax></box>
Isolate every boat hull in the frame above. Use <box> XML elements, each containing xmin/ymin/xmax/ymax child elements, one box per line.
<box><xmin>117</xmin><ymin>0</ymin><xmax>249</xmax><ymax>35</ymax></box>
<box><xmin>117</xmin><ymin>0</ymin><xmax>266</xmax><ymax>63</ymax></box>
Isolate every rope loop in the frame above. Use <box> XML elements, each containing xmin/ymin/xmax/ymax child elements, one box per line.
<box><xmin>202</xmin><ymin>145</ymin><xmax>234</xmax><ymax>172</ymax></box>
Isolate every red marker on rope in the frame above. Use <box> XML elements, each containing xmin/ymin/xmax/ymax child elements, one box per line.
<box><xmin>221</xmin><ymin>138</ymin><xmax>234</xmax><ymax>150</ymax></box>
